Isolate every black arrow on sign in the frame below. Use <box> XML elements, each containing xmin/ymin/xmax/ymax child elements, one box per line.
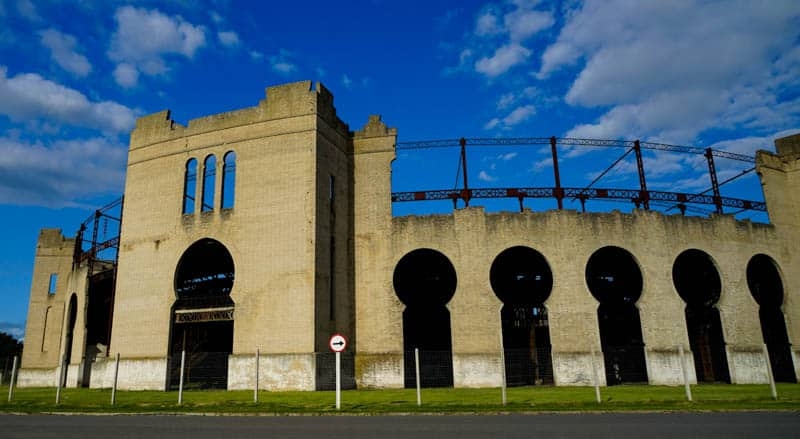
<box><xmin>332</xmin><ymin>340</ymin><xmax>345</xmax><ymax>347</ymax></box>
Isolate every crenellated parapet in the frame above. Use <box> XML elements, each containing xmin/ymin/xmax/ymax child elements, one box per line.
<box><xmin>129</xmin><ymin>81</ymin><xmax>350</xmax><ymax>150</ymax></box>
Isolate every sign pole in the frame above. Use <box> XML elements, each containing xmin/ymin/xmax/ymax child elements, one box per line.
<box><xmin>335</xmin><ymin>351</ymin><xmax>341</xmax><ymax>410</ymax></box>
<box><xmin>328</xmin><ymin>333</ymin><xmax>347</xmax><ymax>411</ymax></box>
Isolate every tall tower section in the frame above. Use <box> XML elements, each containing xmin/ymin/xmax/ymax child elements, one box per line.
<box><xmin>756</xmin><ymin>133</ymin><xmax>800</xmax><ymax>380</ymax></box>
<box><xmin>110</xmin><ymin>81</ymin><xmax>354</xmax><ymax>390</ymax></box>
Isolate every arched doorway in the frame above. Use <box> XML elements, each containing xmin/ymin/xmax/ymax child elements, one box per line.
<box><xmin>393</xmin><ymin>248</ymin><xmax>457</xmax><ymax>388</ymax></box>
<box><xmin>586</xmin><ymin>246</ymin><xmax>648</xmax><ymax>385</ymax></box>
<box><xmin>673</xmin><ymin>249</ymin><xmax>730</xmax><ymax>383</ymax></box>
<box><xmin>490</xmin><ymin>246</ymin><xmax>554</xmax><ymax>385</ymax></box>
<box><xmin>747</xmin><ymin>254</ymin><xmax>796</xmax><ymax>383</ymax></box>
<box><xmin>169</xmin><ymin>238</ymin><xmax>235</xmax><ymax>389</ymax></box>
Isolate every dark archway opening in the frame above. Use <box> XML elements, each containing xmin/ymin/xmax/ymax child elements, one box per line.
<box><xmin>490</xmin><ymin>246</ymin><xmax>554</xmax><ymax>386</ymax></box>
<box><xmin>82</xmin><ymin>269</ymin><xmax>115</xmax><ymax>387</ymax></box>
<box><xmin>169</xmin><ymin>238</ymin><xmax>235</xmax><ymax>390</ymax></box>
<box><xmin>747</xmin><ymin>254</ymin><xmax>796</xmax><ymax>383</ymax></box>
<box><xmin>673</xmin><ymin>249</ymin><xmax>730</xmax><ymax>383</ymax></box>
<box><xmin>586</xmin><ymin>246</ymin><xmax>648</xmax><ymax>385</ymax></box>
<box><xmin>63</xmin><ymin>294</ymin><xmax>78</xmax><ymax>386</ymax></box>
<box><xmin>393</xmin><ymin>248</ymin><xmax>456</xmax><ymax>388</ymax></box>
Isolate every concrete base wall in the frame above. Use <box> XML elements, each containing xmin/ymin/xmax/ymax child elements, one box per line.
<box><xmin>17</xmin><ymin>368</ymin><xmax>58</xmax><ymax>387</ymax></box>
<box><xmin>113</xmin><ymin>358</ymin><xmax>168</xmax><ymax>390</ymax></box>
<box><xmin>728</xmin><ymin>347</ymin><xmax>770</xmax><ymax>384</ymax></box>
<box><xmin>355</xmin><ymin>354</ymin><xmax>404</xmax><ymax>389</ymax></box>
<box><xmin>646</xmin><ymin>349</ymin><xmax>696</xmax><ymax>385</ymax></box>
<box><xmin>228</xmin><ymin>353</ymin><xmax>315</xmax><ymax>391</ymax></box>
<box><xmin>453</xmin><ymin>354</ymin><xmax>503</xmax><ymax>388</ymax></box>
<box><xmin>552</xmin><ymin>352</ymin><xmax>605</xmax><ymax>386</ymax></box>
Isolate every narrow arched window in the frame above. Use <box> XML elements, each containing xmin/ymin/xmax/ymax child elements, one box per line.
<box><xmin>202</xmin><ymin>155</ymin><xmax>216</xmax><ymax>212</ymax></box>
<box><xmin>182</xmin><ymin>158</ymin><xmax>198</xmax><ymax>214</ymax></box>
<box><xmin>221</xmin><ymin>151</ymin><xmax>236</xmax><ymax>209</ymax></box>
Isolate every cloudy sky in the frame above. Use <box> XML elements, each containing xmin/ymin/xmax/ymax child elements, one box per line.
<box><xmin>0</xmin><ymin>0</ymin><xmax>798</xmax><ymax>340</ymax></box>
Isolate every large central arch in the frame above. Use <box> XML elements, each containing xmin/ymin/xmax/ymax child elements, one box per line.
<box><xmin>168</xmin><ymin>238</ymin><xmax>235</xmax><ymax>389</ymax></box>
<box><xmin>586</xmin><ymin>246</ymin><xmax>648</xmax><ymax>385</ymax></box>
<box><xmin>673</xmin><ymin>249</ymin><xmax>730</xmax><ymax>383</ymax></box>
<box><xmin>393</xmin><ymin>248</ymin><xmax>457</xmax><ymax>388</ymax></box>
<box><xmin>490</xmin><ymin>246</ymin><xmax>554</xmax><ymax>386</ymax></box>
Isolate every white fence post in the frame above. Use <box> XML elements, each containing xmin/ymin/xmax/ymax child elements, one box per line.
<box><xmin>591</xmin><ymin>349</ymin><xmax>601</xmax><ymax>403</ymax></box>
<box><xmin>178</xmin><ymin>350</ymin><xmax>186</xmax><ymax>405</ymax></box>
<box><xmin>254</xmin><ymin>349</ymin><xmax>260</xmax><ymax>403</ymax></box>
<box><xmin>678</xmin><ymin>345</ymin><xmax>692</xmax><ymax>402</ymax></box>
<box><xmin>7</xmin><ymin>355</ymin><xmax>18</xmax><ymax>402</ymax></box>
<box><xmin>111</xmin><ymin>353</ymin><xmax>120</xmax><ymax>405</ymax></box>
<box><xmin>499</xmin><ymin>348</ymin><xmax>507</xmax><ymax>406</ymax></box>
<box><xmin>55</xmin><ymin>354</ymin><xmax>66</xmax><ymax>405</ymax></box>
<box><xmin>414</xmin><ymin>348</ymin><xmax>422</xmax><ymax>406</ymax></box>
<box><xmin>763</xmin><ymin>344</ymin><xmax>778</xmax><ymax>400</ymax></box>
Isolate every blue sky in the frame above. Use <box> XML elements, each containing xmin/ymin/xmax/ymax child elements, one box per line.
<box><xmin>0</xmin><ymin>0</ymin><xmax>798</xmax><ymax>341</ymax></box>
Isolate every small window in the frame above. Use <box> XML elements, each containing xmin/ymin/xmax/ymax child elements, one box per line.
<box><xmin>202</xmin><ymin>155</ymin><xmax>217</xmax><ymax>212</ymax></box>
<box><xmin>183</xmin><ymin>158</ymin><xmax>198</xmax><ymax>214</ymax></box>
<box><xmin>221</xmin><ymin>151</ymin><xmax>236</xmax><ymax>209</ymax></box>
<box><xmin>48</xmin><ymin>273</ymin><xmax>57</xmax><ymax>295</ymax></box>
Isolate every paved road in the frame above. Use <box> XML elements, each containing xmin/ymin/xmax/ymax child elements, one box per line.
<box><xmin>1</xmin><ymin>412</ymin><xmax>798</xmax><ymax>439</ymax></box>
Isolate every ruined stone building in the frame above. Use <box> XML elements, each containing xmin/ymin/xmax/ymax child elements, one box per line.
<box><xmin>18</xmin><ymin>81</ymin><xmax>799</xmax><ymax>390</ymax></box>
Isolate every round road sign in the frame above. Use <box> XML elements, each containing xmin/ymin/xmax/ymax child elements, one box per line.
<box><xmin>329</xmin><ymin>333</ymin><xmax>347</xmax><ymax>352</ymax></box>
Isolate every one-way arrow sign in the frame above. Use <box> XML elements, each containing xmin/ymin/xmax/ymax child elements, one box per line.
<box><xmin>329</xmin><ymin>333</ymin><xmax>347</xmax><ymax>352</ymax></box>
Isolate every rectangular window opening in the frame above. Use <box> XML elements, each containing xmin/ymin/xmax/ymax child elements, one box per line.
<box><xmin>48</xmin><ymin>273</ymin><xmax>57</xmax><ymax>295</ymax></box>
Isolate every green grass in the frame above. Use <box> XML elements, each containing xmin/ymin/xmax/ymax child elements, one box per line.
<box><xmin>1</xmin><ymin>384</ymin><xmax>798</xmax><ymax>414</ymax></box>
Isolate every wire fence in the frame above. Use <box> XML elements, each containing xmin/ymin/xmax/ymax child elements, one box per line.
<box><xmin>1</xmin><ymin>344</ymin><xmax>789</xmax><ymax>408</ymax></box>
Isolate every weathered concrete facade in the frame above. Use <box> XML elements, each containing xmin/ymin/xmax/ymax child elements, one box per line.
<box><xmin>19</xmin><ymin>81</ymin><xmax>799</xmax><ymax>390</ymax></box>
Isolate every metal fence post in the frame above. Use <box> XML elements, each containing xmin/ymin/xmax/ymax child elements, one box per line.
<box><xmin>178</xmin><ymin>350</ymin><xmax>186</xmax><ymax>405</ymax></box>
<box><xmin>254</xmin><ymin>349</ymin><xmax>260</xmax><ymax>403</ymax></box>
<box><xmin>414</xmin><ymin>348</ymin><xmax>421</xmax><ymax>406</ymax></box>
<box><xmin>111</xmin><ymin>353</ymin><xmax>120</xmax><ymax>405</ymax></box>
<box><xmin>763</xmin><ymin>344</ymin><xmax>778</xmax><ymax>400</ymax></box>
<box><xmin>499</xmin><ymin>348</ymin><xmax>507</xmax><ymax>406</ymax></box>
<box><xmin>7</xmin><ymin>355</ymin><xmax>18</xmax><ymax>402</ymax></box>
<box><xmin>591</xmin><ymin>349</ymin><xmax>601</xmax><ymax>403</ymax></box>
<box><xmin>678</xmin><ymin>345</ymin><xmax>692</xmax><ymax>402</ymax></box>
<box><xmin>56</xmin><ymin>354</ymin><xmax>66</xmax><ymax>405</ymax></box>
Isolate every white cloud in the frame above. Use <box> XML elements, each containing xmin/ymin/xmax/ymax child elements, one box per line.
<box><xmin>16</xmin><ymin>0</ymin><xmax>40</xmax><ymax>21</ymax></box>
<box><xmin>39</xmin><ymin>29</ymin><xmax>92</xmax><ymax>77</ymax></box>
<box><xmin>0</xmin><ymin>136</ymin><xmax>127</xmax><ymax>207</ymax></box>
<box><xmin>209</xmin><ymin>11</ymin><xmax>224</xmax><ymax>24</ymax></box>
<box><xmin>503</xmin><ymin>104</ymin><xmax>536</xmax><ymax>126</ymax></box>
<box><xmin>0</xmin><ymin>321</ymin><xmax>25</xmax><ymax>341</ymax></box>
<box><xmin>270</xmin><ymin>50</ymin><xmax>296</xmax><ymax>75</ymax></box>
<box><xmin>504</xmin><ymin>8</ymin><xmax>554</xmax><ymax>42</ymax></box>
<box><xmin>484</xmin><ymin>118</ymin><xmax>501</xmax><ymax>130</ymax></box>
<box><xmin>475</xmin><ymin>43</ymin><xmax>531</xmax><ymax>77</ymax></box>
<box><xmin>475</xmin><ymin>10</ymin><xmax>502</xmax><ymax>36</ymax></box>
<box><xmin>540</xmin><ymin>0</ymin><xmax>800</xmax><ymax>143</ymax></box>
<box><xmin>108</xmin><ymin>6</ymin><xmax>206</xmax><ymax>87</ymax></box>
<box><xmin>342</xmin><ymin>74</ymin><xmax>352</xmax><ymax>89</ymax></box>
<box><xmin>217</xmin><ymin>31</ymin><xmax>240</xmax><ymax>47</ymax></box>
<box><xmin>0</xmin><ymin>66</ymin><xmax>137</xmax><ymax>133</ymax></box>
<box><xmin>498</xmin><ymin>152</ymin><xmax>518</xmax><ymax>161</ymax></box>
<box><xmin>478</xmin><ymin>170</ymin><xmax>497</xmax><ymax>182</ymax></box>
<box><xmin>250</xmin><ymin>51</ymin><xmax>264</xmax><ymax>62</ymax></box>
<box><xmin>113</xmin><ymin>63</ymin><xmax>139</xmax><ymax>88</ymax></box>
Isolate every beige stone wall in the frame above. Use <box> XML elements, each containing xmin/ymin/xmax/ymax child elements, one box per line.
<box><xmin>377</xmin><ymin>204</ymin><xmax>790</xmax><ymax>385</ymax></box>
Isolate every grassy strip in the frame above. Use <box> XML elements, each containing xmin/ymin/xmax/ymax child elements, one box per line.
<box><xmin>1</xmin><ymin>384</ymin><xmax>798</xmax><ymax>414</ymax></box>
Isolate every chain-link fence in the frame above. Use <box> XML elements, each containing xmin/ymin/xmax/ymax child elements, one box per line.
<box><xmin>2</xmin><ymin>344</ymin><xmax>789</xmax><ymax>408</ymax></box>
